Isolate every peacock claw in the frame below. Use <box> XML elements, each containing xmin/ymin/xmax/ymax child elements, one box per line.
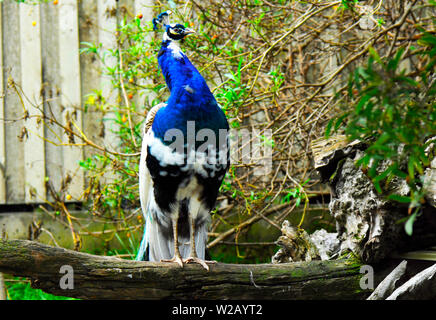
<box><xmin>161</xmin><ymin>255</ymin><xmax>184</xmax><ymax>268</ymax></box>
<box><xmin>183</xmin><ymin>257</ymin><xmax>216</xmax><ymax>271</ymax></box>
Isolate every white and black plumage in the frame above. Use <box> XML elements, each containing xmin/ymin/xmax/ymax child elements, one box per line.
<box><xmin>136</xmin><ymin>12</ymin><xmax>229</xmax><ymax>270</ymax></box>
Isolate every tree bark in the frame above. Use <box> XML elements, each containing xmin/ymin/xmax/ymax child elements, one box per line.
<box><xmin>0</xmin><ymin>239</ymin><xmax>368</xmax><ymax>300</ymax></box>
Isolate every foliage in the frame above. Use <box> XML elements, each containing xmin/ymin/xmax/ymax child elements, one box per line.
<box><xmin>327</xmin><ymin>29</ymin><xmax>436</xmax><ymax>234</ymax></box>
<box><xmin>5</xmin><ymin>278</ymin><xmax>76</xmax><ymax>300</ymax></box>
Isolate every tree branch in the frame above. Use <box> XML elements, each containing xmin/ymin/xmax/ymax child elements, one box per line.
<box><xmin>386</xmin><ymin>263</ymin><xmax>436</xmax><ymax>300</ymax></box>
<box><xmin>367</xmin><ymin>260</ymin><xmax>408</xmax><ymax>300</ymax></box>
<box><xmin>0</xmin><ymin>239</ymin><xmax>368</xmax><ymax>300</ymax></box>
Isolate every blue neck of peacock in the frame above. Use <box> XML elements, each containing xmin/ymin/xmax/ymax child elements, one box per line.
<box><xmin>153</xmin><ymin>37</ymin><xmax>228</xmax><ymax>140</ymax></box>
<box><xmin>158</xmin><ymin>39</ymin><xmax>215</xmax><ymax>103</ymax></box>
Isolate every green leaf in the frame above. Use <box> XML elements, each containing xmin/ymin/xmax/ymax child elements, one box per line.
<box><xmin>356</xmin><ymin>153</ymin><xmax>371</xmax><ymax>168</ymax></box>
<box><xmin>368</xmin><ymin>158</ymin><xmax>381</xmax><ymax>178</ymax></box>
<box><xmin>356</xmin><ymin>94</ymin><xmax>371</xmax><ymax>113</ymax></box>
<box><xmin>325</xmin><ymin>118</ymin><xmax>335</xmax><ymax>138</ymax></box>
<box><xmin>301</xmin><ymin>178</ymin><xmax>310</xmax><ymax>186</ymax></box>
<box><xmin>368</xmin><ymin>46</ymin><xmax>382</xmax><ymax>65</ymax></box>
<box><xmin>408</xmin><ymin>156</ymin><xmax>416</xmax><ymax>177</ymax></box>
<box><xmin>387</xmin><ymin>47</ymin><xmax>404</xmax><ymax>72</ymax></box>
<box><xmin>334</xmin><ymin>113</ymin><xmax>349</xmax><ymax>131</ymax></box>
<box><xmin>373</xmin><ymin>180</ymin><xmax>382</xmax><ymax>193</ymax></box>
<box><xmin>395</xmin><ymin>75</ymin><xmax>418</xmax><ymax>87</ymax></box>
<box><xmin>392</xmin><ymin>168</ymin><xmax>408</xmax><ymax>179</ymax></box>
<box><xmin>295</xmin><ymin>197</ymin><xmax>301</xmax><ymax>207</ymax></box>
<box><xmin>414</xmin><ymin>158</ymin><xmax>424</xmax><ymax>175</ymax></box>
<box><xmin>373</xmin><ymin>164</ymin><xmax>394</xmax><ymax>183</ymax></box>
<box><xmin>387</xmin><ymin>194</ymin><xmax>411</xmax><ymax>203</ymax></box>
<box><xmin>404</xmin><ymin>212</ymin><xmax>417</xmax><ymax>236</ymax></box>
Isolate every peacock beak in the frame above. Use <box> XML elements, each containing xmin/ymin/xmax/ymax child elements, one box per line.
<box><xmin>184</xmin><ymin>28</ymin><xmax>196</xmax><ymax>35</ymax></box>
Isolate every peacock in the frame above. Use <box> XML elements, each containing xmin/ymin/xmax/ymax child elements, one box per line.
<box><xmin>136</xmin><ymin>11</ymin><xmax>229</xmax><ymax>270</ymax></box>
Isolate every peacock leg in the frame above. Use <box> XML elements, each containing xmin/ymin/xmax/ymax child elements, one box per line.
<box><xmin>184</xmin><ymin>217</ymin><xmax>215</xmax><ymax>271</ymax></box>
<box><xmin>161</xmin><ymin>216</ymin><xmax>184</xmax><ymax>268</ymax></box>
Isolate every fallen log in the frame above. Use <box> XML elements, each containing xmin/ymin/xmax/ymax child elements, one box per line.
<box><xmin>0</xmin><ymin>239</ymin><xmax>369</xmax><ymax>300</ymax></box>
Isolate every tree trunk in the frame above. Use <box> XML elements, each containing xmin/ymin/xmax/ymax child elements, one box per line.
<box><xmin>0</xmin><ymin>239</ymin><xmax>369</xmax><ymax>300</ymax></box>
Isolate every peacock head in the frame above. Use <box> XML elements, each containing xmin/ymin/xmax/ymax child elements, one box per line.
<box><xmin>153</xmin><ymin>11</ymin><xmax>195</xmax><ymax>41</ymax></box>
<box><xmin>164</xmin><ymin>24</ymin><xmax>195</xmax><ymax>41</ymax></box>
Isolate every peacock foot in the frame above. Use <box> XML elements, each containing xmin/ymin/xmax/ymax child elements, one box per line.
<box><xmin>161</xmin><ymin>255</ymin><xmax>184</xmax><ymax>268</ymax></box>
<box><xmin>183</xmin><ymin>257</ymin><xmax>216</xmax><ymax>271</ymax></box>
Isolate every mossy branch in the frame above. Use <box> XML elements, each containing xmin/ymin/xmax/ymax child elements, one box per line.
<box><xmin>0</xmin><ymin>239</ymin><xmax>368</xmax><ymax>300</ymax></box>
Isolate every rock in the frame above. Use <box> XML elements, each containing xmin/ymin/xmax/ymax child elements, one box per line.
<box><xmin>313</xmin><ymin>136</ymin><xmax>436</xmax><ymax>264</ymax></box>
<box><xmin>272</xmin><ymin>220</ymin><xmax>319</xmax><ymax>263</ymax></box>
<box><xmin>310</xmin><ymin>229</ymin><xmax>340</xmax><ymax>260</ymax></box>
<box><xmin>423</xmin><ymin>142</ymin><xmax>436</xmax><ymax>208</ymax></box>
<box><xmin>272</xmin><ymin>221</ymin><xmax>340</xmax><ymax>263</ymax></box>
<box><xmin>311</xmin><ymin>135</ymin><xmax>364</xmax><ymax>183</ymax></box>
<box><xmin>358</xmin><ymin>5</ymin><xmax>376</xmax><ymax>30</ymax></box>
<box><xmin>329</xmin><ymin>150</ymin><xmax>405</xmax><ymax>263</ymax></box>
